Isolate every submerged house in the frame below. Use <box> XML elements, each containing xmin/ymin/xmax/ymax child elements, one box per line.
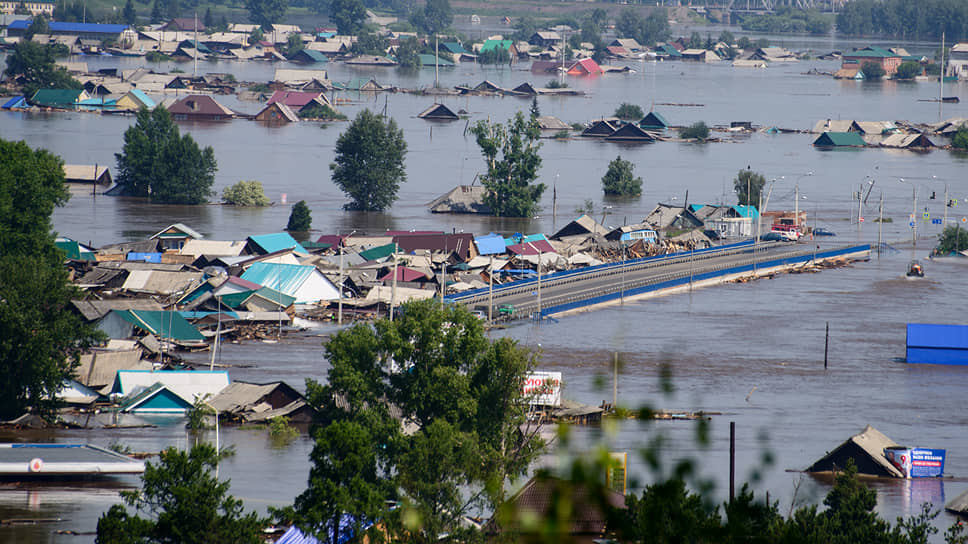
<box><xmin>239</xmin><ymin>262</ymin><xmax>339</xmax><ymax>304</ymax></box>
<box><xmin>639</xmin><ymin>111</ymin><xmax>669</xmax><ymax>130</ymax></box>
<box><xmin>428</xmin><ymin>185</ymin><xmax>490</xmax><ymax>214</ymax></box>
<box><xmin>417</xmin><ymin>103</ymin><xmax>459</xmax><ymax>121</ymax></box>
<box><xmin>30</xmin><ymin>88</ymin><xmax>90</xmax><ymax>109</ymax></box>
<box><xmin>265</xmin><ymin>90</ymin><xmax>332</xmax><ymax>112</ymax></box>
<box><xmin>604</xmin><ymin>123</ymin><xmax>657</xmax><ymax>142</ymax></box>
<box><xmin>255</xmin><ymin>101</ymin><xmax>300</xmax><ymax>123</ymax></box>
<box><xmin>113</xmin><ymin>370</ymin><xmax>230</xmax><ymax>414</ymax></box>
<box><xmin>208</xmin><ymin>381</ymin><xmax>313</xmax><ymax>423</ymax></box>
<box><xmin>879</xmin><ymin>133</ymin><xmax>935</xmax><ymax>149</ymax></box>
<box><xmin>581</xmin><ymin>119</ymin><xmax>621</xmax><ymax>137</ymax></box>
<box><xmin>806</xmin><ymin>425</ymin><xmax>904</xmax><ymax>477</ymax></box>
<box><xmin>168</xmin><ymin>94</ymin><xmax>235</xmax><ymax>121</ymax></box>
<box><xmin>63</xmin><ymin>164</ymin><xmax>112</xmax><ymax>185</ymax></box>
<box><xmin>813</xmin><ymin>131</ymin><xmax>867</xmax><ymax>147</ymax></box>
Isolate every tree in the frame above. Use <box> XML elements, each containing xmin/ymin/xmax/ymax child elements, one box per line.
<box><xmin>470</xmin><ymin>111</ymin><xmax>545</xmax><ymax>217</ymax></box>
<box><xmin>511</xmin><ymin>15</ymin><xmax>538</xmax><ymax>41</ymax></box>
<box><xmin>894</xmin><ymin>60</ymin><xmax>922</xmax><ymax>79</ymax></box>
<box><xmin>4</xmin><ymin>41</ymin><xmax>82</xmax><ymax>97</ymax></box>
<box><xmin>123</xmin><ymin>0</ymin><xmax>137</xmax><ymax>26</ymax></box>
<box><xmin>0</xmin><ymin>139</ymin><xmax>102</xmax><ymax>420</ymax></box>
<box><xmin>222</xmin><ymin>180</ymin><xmax>270</xmax><ymax>206</ymax></box>
<box><xmin>529</xmin><ymin>96</ymin><xmax>540</xmax><ymax>118</ymax></box>
<box><xmin>350</xmin><ymin>32</ymin><xmax>389</xmax><ymax>56</ymax></box>
<box><xmin>96</xmin><ymin>444</ymin><xmax>266</xmax><ymax>544</ymax></box>
<box><xmin>680</xmin><ymin>121</ymin><xmax>710</xmax><ymax>140</ymax></box>
<box><xmin>936</xmin><ymin>225</ymin><xmax>968</xmax><ymax>255</ymax></box>
<box><xmin>296</xmin><ymin>299</ymin><xmax>542</xmax><ymax>543</ymax></box>
<box><xmin>203</xmin><ymin>6</ymin><xmax>213</xmax><ymax>29</ymax></box>
<box><xmin>287</xmin><ymin>200</ymin><xmax>312</xmax><ymax>231</ymax></box>
<box><xmin>150</xmin><ymin>0</ymin><xmax>163</xmax><ymax>23</ymax></box>
<box><xmin>719</xmin><ymin>29</ymin><xmax>735</xmax><ymax>45</ymax></box>
<box><xmin>861</xmin><ymin>61</ymin><xmax>885</xmax><ymax>79</ymax></box>
<box><xmin>687</xmin><ymin>31</ymin><xmax>703</xmax><ymax>49</ymax></box>
<box><xmin>614</xmin><ymin>102</ymin><xmax>644</xmax><ymax>120</ymax></box>
<box><xmin>285</xmin><ymin>33</ymin><xmax>304</xmax><ymax>57</ymax></box>
<box><xmin>246</xmin><ymin>0</ymin><xmax>288</xmax><ymax>31</ymax></box>
<box><xmin>395</xmin><ymin>37</ymin><xmax>420</xmax><ymax>69</ymax></box>
<box><xmin>329</xmin><ymin>0</ymin><xmax>366</xmax><ymax>35</ymax></box>
<box><xmin>411</xmin><ymin>0</ymin><xmax>451</xmax><ymax>35</ymax></box>
<box><xmin>733</xmin><ymin>169</ymin><xmax>766</xmax><ymax>207</ymax></box>
<box><xmin>330</xmin><ymin>109</ymin><xmax>407</xmax><ymax>211</ymax></box>
<box><xmin>953</xmin><ymin>127</ymin><xmax>968</xmax><ymax>149</ymax></box>
<box><xmin>25</xmin><ymin>14</ymin><xmax>48</xmax><ymax>40</ymax></box>
<box><xmin>166</xmin><ymin>0</ymin><xmax>181</xmax><ymax>20</ymax></box>
<box><xmin>602</xmin><ymin>155</ymin><xmax>643</xmax><ymax>197</ymax></box>
<box><xmin>115</xmin><ymin>107</ymin><xmax>217</xmax><ymax>205</ymax></box>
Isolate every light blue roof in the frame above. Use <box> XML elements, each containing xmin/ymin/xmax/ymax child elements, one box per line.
<box><xmin>733</xmin><ymin>205</ymin><xmax>759</xmax><ymax>219</ymax></box>
<box><xmin>240</xmin><ymin>262</ymin><xmax>314</xmax><ymax>299</ymax></box>
<box><xmin>248</xmin><ymin>233</ymin><xmax>309</xmax><ymax>255</ymax></box>
<box><xmin>1</xmin><ymin>96</ymin><xmax>28</xmax><ymax>109</ymax></box>
<box><xmin>127</xmin><ymin>89</ymin><xmax>155</xmax><ymax>109</ymax></box>
<box><xmin>474</xmin><ymin>233</ymin><xmax>506</xmax><ymax>255</ymax></box>
<box><xmin>504</xmin><ymin>233</ymin><xmax>547</xmax><ymax>246</ymax></box>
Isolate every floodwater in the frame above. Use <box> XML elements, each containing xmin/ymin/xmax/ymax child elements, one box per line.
<box><xmin>1</xmin><ymin>30</ymin><xmax>968</xmax><ymax>542</ymax></box>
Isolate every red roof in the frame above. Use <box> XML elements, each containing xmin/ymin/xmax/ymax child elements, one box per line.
<box><xmin>168</xmin><ymin>95</ymin><xmax>235</xmax><ymax>117</ymax></box>
<box><xmin>507</xmin><ymin>240</ymin><xmax>555</xmax><ymax>255</ymax></box>
<box><xmin>315</xmin><ymin>234</ymin><xmax>346</xmax><ymax>247</ymax></box>
<box><xmin>384</xmin><ymin>230</ymin><xmax>444</xmax><ymax>236</ymax></box>
<box><xmin>567</xmin><ymin>58</ymin><xmax>603</xmax><ymax>75</ymax></box>
<box><xmin>266</xmin><ymin>91</ymin><xmax>324</xmax><ymax>108</ymax></box>
<box><xmin>379</xmin><ymin>266</ymin><xmax>429</xmax><ymax>283</ymax></box>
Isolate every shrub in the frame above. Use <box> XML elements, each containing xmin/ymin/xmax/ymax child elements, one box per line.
<box><xmin>248</xmin><ymin>83</ymin><xmax>271</xmax><ymax>93</ymax></box>
<box><xmin>680</xmin><ymin>121</ymin><xmax>710</xmax><ymax>140</ymax></box>
<box><xmin>936</xmin><ymin>225</ymin><xmax>968</xmax><ymax>254</ymax></box>
<box><xmin>952</xmin><ymin>127</ymin><xmax>968</xmax><ymax>150</ymax></box>
<box><xmin>553</xmin><ymin>130</ymin><xmax>570</xmax><ymax>139</ymax></box>
<box><xmin>861</xmin><ymin>61</ymin><xmax>885</xmax><ymax>79</ymax></box>
<box><xmin>222</xmin><ymin>180</ymin><xmax>270</xmax><ymax>206</ymax></box>
<box><xmin>298</xmin><ymin>103</ymin><xmax>346</xmax><ymax>120</ymax></box>
<box><xmin>287</xmin><ymin>200</ymin><xmax>312</xmax><ymax>232</ymax></box>
<box><xmin>894</xmin><ymin>60</ymin><xmax>922</xmax><ymax>80</ymax></box>
<box><xmin>614</xmin><ymin>102</ymin><xmax>644</xmax><ymax>120</ymax></box>
<box><xmin>546</xmin><ymin>79</ymin><xmax>569</xmax><ymax>89</ymax></box>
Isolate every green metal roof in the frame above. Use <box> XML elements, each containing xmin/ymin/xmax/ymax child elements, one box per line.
<box><xmin>114</xmin><ymin>309</ymin><xmax>205</xmax><ymax>341</ymax></box>
<box><xmin>442</xmin><ymin>42</ymin><xmax>469</xmax><ymax>55</ymax></box>
<box><xmin>845</xmin><ymin>46</ymin><xmax>899</xmax><ymax>58</ymax></box>
<box><xmin>30</xmin><ymin>89</ymin><xmax>85</xmax><ymax>107</ymax></box>
<box><xmin>358</xmin><ymin>242</ymin><xmax>398</xmax><ymax>261</ymax></box>
<box><xmin>813</xmin><ymin>131</ymin><xmax>866</xmax><ymax>147</ymax></box>
<box><xmin>247</xmin><ymin>233</ymin><xmax>309</xmax><ymax>254</ymax></box>
<box><xmin>55</xmin><ymin>240</ymin><xmax>96</xmax><ymax>261</ymax></box>
<box><xmin>480</xmin><ymin>40</ymin><xmax>513</xmax><ymax>53</ymax></box>
<box><xmin>418</xmin><ymin>54</ymin><xmax>454</xmax><ymax>67</ymax></box>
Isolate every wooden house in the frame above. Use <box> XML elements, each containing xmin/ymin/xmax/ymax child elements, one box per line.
<box><xmin>604</xmin><ymin>123</ymin><xmax>657</xmax><ymax>142</ymax></box>
<box><xmin>167</xmin><ymin>94</ymin><xmax>235</xmax><ymax>121</ymax></box>
<box><xmin>581</xmin><ymin>119</ymin><xmax>620</xmax><ymax>137</ymax></box>
<box><xmin>63</xmin><ymin>164</ymin><xmax>112</xmax><ymax>185</ymax></box>
<box><xmin>255</xmin><ymin>101</ymin><xmax>299</xmax><ymax>123</ymax></box>
<box><xmin>417</xmin><ymin>103</ymin><xmax>459</xmax><ymax>121</ymax></box>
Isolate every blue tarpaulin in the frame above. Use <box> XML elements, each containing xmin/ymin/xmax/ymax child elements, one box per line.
<box><xmin>127</xmin><ymin>252</ymin><xmax>162</xmax><ymax>263</ymax></box>
<box><xmin>906</xmin><ymin>323</ymin><xmax>968</xmax><ymax>365</ymax></box>
<box><xmin>474</xmin><ymin>232</ymin><xmax>506</xmax><ymax>255</ymax></box>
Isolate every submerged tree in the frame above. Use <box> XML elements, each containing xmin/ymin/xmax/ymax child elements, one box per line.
<box><xmin>936</xmin><ymin>225</ymin><xmax>968</xmax><ymax>255</ymax></box>
<box><xmin>602</xmin><ymin>155</ymin><xmax>643</xmax><ymax>197</ymax></box>
<box><xmin>222</xmin><ymin>180</ymin><xmax>270</xmax><ymax>206</ymax></box>
<box><xmin>96</xmin><ymin>444</ymin><xmax>266</xmax><ymax>544</ymax></box>
<box><xmin>3</xmin><ymin>41</ymin><xmax>82</xmax><ymax>97</ymax></box>
<box><xmin>295</xmin><ymin>299</ymin><xmax>543</xmax><ymax>543</ymax></box>
<box><xmin>614</xmin><ymin>103</ymin><xmax>644</xmax><ymax>121</ymax></box>
<box><xmin>328</xmin><ymin>0</ymin><xmax>366</xmax><ymax>35</ymax></box>
<box><xmin>287</xmin><ymin>200</ymin><xmax>312</xmax><ymax>231</ymax></box>
<box><xmin>0</xmin><ymin>139</ymin><xmax>103</xmax><ymax>420</ymax></box>
<box><xmin>115</xmin><ymin>107</ymin><xmax>217</xmax><ymax>204</ymax></box>
<box><xmin>470</xmin><ymin>111</ymin><xmax>545</xmax><ymax>217</ymax></box>
<box><xmin>246</xmin><ymin>0</ymin><xmax>288</xmax><ymax>31</ymax></box>
<box><xmin>733</xmin><ymin>169</ymin><xmax>766</xmax><ymax>207</ymax></box>
<box><xmin>330</xmin><ymin>109</ymin><xmax>407</xmax><ymax>211</ymax></box>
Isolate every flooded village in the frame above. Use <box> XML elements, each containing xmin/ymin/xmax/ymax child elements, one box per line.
<box><xmin>3</xmin><ymin>0</ymin><xmax>968</xmax><ymax>542</ymax></box>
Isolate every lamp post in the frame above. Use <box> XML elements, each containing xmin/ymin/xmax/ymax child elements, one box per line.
<box><xmin>795</xmin><ymin>171</ymin><xmax>812</xmax><ymax>235</ymax></box>
<box><xmin>899</xmin><ymin>178</ymin><xmax>917</xmax><ymax>246</ymax></box>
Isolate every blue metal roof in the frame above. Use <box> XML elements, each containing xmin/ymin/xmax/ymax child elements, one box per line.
<box><xmin>127</xmin><ymin>89</ymin><xmax>155</xmax><ymax>108</ymax></box>
<box><xmin>275</xmin><ymin>514</ymin><xmax>375</xmax><ymax>544</ymax></box>
<box><xmin>240</xmin><ymin>262</ymin><xmax>314</xmax><ymax>299</ymax></box>
<box><xmin>248</xmin><ymin>233</ymin><xmax>309</xmax><ymax>254</ymax></box>
<box><xmin>9</xmin><ymin>20</ymin><xmax>130</xmax><ymax>33</ymax></box>
<box><xmin>474</xmin><ymin>232</ymin><xmax>506</xmax><ymax>255</ymax></box>
<box><xmin>2</xmin><ymin>96</ymin><xmax>28</xmax><ymax>109</ymax></box>
<box><xmin>906</xmin><ymin>323</ymin><xmax>968</xmax><ymax>365</ymax></box>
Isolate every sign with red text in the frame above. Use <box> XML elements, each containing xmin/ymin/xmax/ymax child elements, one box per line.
<box><xmin>523</xmin><ymin>371</ymin><xmax>562</xmax><ymax>407</ymax></box>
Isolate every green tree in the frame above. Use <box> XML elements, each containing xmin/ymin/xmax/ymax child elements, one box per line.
<box><xmin>614</xmin><ymin>102</ymin><xmax>644</xmax><ymax>120</ymax></box>
<box><xmin>0</xmin><ymin>139</ymin><xmax>102</xmax><ymax>420</ymax></box>
<box><xmin>246</xmin><ymin>0</ymin><xmax>288</xmax><ymax>31</ymax></box>
<box><xmin>351</xmin><ymin>32</ymin><xmax>389</xmax><ymax>55</ymax></box>
<box><xmin>861</xmin><ymin>61</ymin><xmax>885</xmax><ymax>79</ymax></box>
<box><xmin>936</xmin><ymin>225</ymin><xmax>968</xmax><ymax>254</ymax></box>
<box><xmin>25</xmin><ymin>14</ymin><xmax>48</xmax><ymax>40</ymax></box>
<box><xmin>470</xmin><ymin>111</ymin><xmax>546</xmax><ymax>217</ymax></box>
<box><xmin>410</xmin><ymin>0</ymin><xmax>451</xmax><ymax>35</ymax></box>
<box><xmin>203</xmin><ymin>7</ymin><xmax>213</xmax><ymax>29</ymax></box>
<box><xmin>287</xmin><ymin>200</ymin><xmax>312</xmax><ymax>231</ymax></box>
<box><xmin>680</xmin><ymin>121</ymin><xmax>710</xmax><ymax>141</ymax></box>
<box><xmin>734</xmin><ymin>169</ymin><xmax>766</xmax><ymax>207</ymax></box>
<box><xmin>296</xmin><ymin>299</ymin><xmax>541</xmax><ymax>543</ymax></box>
<box><xmin>330</xmin><ymin>109</ymin><xmax>408</xmax><ymax>211</ymax></box>
<box><xmin>511</xmin><ymin>15</ymin><xmax>538</xmax><ymax>41</ymax></box>
<box><xmin>249</xmin><ymin>27</ymin><xmax>264</xmax><ymax>44</ymax></box>
<box><xmin>150</xmin><ymin>0</ymin><xmax>164</xmax><ymax>23</ymax></box>
<box><xmin>329</xmin><ymin>0</ymin><xmax>366</xmax><ymax>35</ymax></box>
<box><xmin>115</xmin><ymin>107</ymin><xmax>217</xmax><ymax>205</ymax></box>
<box><xmin>222</xmin><ymin>180</ymin><xmax>270</xmax><ymax>206</ymax></box>
<box><xmin>285</xmin><ymin>32</ymin><xmax>304</xmax><ymax>57</ymax></box>
<box><xmin>96</xmin><ymin>444</ymin><xmax>266</xmax><ymax>544</ymax></box>
<box><xmin>894</xmin><ymin>60</ymin><xmax>922</xmax><ymax>79</ymax></box>
<box><xmin>602</xmin><ymin>155</ymin><xmax>643</xmax><ymax>197</ymax></box>
<box><xmin>953</xmin><ymin>127</ymin><xmax>968</xmax><ymax>149</ymax></box>
<box><xmin>166</xmin><ymin>0</ymin><xmax>181</xmax><ymax>20</ymax></box>
<box><xmin>123</xmin><ymin>0</ymin><xmax>137</xmax><ymax>25</ymax></box>
<box><xmin>719</xmin><ymin>29</ymin><xmax>735</xmax><ymax>44</ymax></box>
<box><xmin>396</xmin><ymin>37</ymin><xmax>420</xmax><ymax>69</ymax></box>
<box><xmin>4</xmin><ymin>41</ymin><xmax>82</xmax><ymax>97</ymax></box>
<box><xmin>687</xmin><ymin>31</ymin><xmax>703</xmax><ymax>49</ymax></box>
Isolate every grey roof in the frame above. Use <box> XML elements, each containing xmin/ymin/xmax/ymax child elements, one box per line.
<box><xmin>811</xmin><ymin>119</ymin><xmax>861</xmax><ymax>133</ymax></box>
<box><xmin>72</xmin><ymin>299</ymin><xmax>164</xmax><ymax>321</ymax></box>
<box><xmin>208</xmin><ymin>381</ymin><xmax>309</xmax><ymax>422</ymax></box>
<box><xmin>551</xmin><ymin>214</ymin><xmax>609</xmax><ymax>240</ymax></box>
<box><xmin>63</xmin><ymin>164</ymin><xmax>111</xmax><ymax>182</ymax></box>
<box><xmin>0</xmin><ymin>444</ymin><xmax>145</xmax><ymax>475</ymax></box>
<box><xmin>121</xmin><ymin>270</ymin><xmax>204</xmax><ymax>296</ymax></box>
<box><xmin>806</xmin><ymin>424</ymin><xmax>904</xmax><ymax>477</ymax></box>
<box><xmin>74</xmin><ymin>267</ymin><xmax>127</xmax><ymax>288</ymax></box>
<box><xmin>74</xmin><ymin>349</ymin><xmax>151</xmax><ymax>388</ymax></box>
<box><xmin>536</xmin><ymin>116</ymin><xmax>570</xmax><ymax>130</ymax></box>
<box><xmin>947</xmin><ymin>489</ymin><xmax>968</xmax><ymax>515</ymax></box>
<box><xmin>428</xmin><ymin>185</ymin><xmax>491</xmax><ymax>214</ymax></box>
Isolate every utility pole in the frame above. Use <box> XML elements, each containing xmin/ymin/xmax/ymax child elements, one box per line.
<box><xmin>390</xmin><ymin>257</ymin><xmax>398</xmax><ymax>321</ymax></box>
<box><xmin>878</xmin><ymin>194</ymin><xmax>883</xmax><ymax>256</ymax></box>
<box><xmin>536</xmin><ymin>248</ymin><xmax>542</xmax><ymax>320</ymax></box>
<box><xmin>193</xmin><ymin>11</ymin><xmax>198</xmax><ymax>77</ymax></box>
<box><xmin>434</xmin><ymin>33</ymin><xmax>439</xmax><ymax>88</ymax></box>
<box><xmin>337</xmin><ymin>250</ymin><xmax>343</xmax><ymax>326</ymax></box>
<box><xmin>488</xmin><ymin>255</ymin><xmax>494</xmax><ymax>323</ymax></box>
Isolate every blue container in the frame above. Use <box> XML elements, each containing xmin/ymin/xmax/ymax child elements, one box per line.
<box><xmin>906</xmin><ymin>323</ymin><xmax>968</xmax><ymax>365</ymax></box>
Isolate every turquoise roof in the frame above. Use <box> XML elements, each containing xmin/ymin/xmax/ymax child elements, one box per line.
<box><xmin>30</xmin><ymin>89</ymin><xmax>85</xmax><ymax>108</ymax></box>
<box><xmin>114</xmin><ymin>309</ymin><xmax>205</xmax><ymax>341</ymax></box>
<box><xmin>441</xmin><ymin>42</ymin><xmax>469</xmax><ymax>55</ymax></box>
<box><xmin>813</xmin><ymin>131</ymin><xmax>866</xmax><ymax>147</ymax></box>
<box><xmin>504</xmin><ymin>233</ymin><xmax>548</xmax><ymax>245</ymax></box>
<box><xmin>128</xmin><ymin>89</ymin><xmax>155</xmax><ymax>108</ymax></box>
<box><xmin>639</xmin><ymin>111</ymin><xmax>669</xmax><ymax>128</ymax></box>
<box><xmin>240</xmin><ymin>262</ymin><xmax>315</xmax><ymax>299</ymax></box>
<box><xmin>845</xmin><ymin>46</ymin><xmax>899</xmax><ymax>59</ymax></box>
<box><xmin>120</xmin><ymin>383</ymin><xmax>192</xmax><ymax>413</ymax></box>
<box><xmin>295</xmin><ymin>49</ymin><xmax>328</xmax><ymax>63</ymax></box>
<box><xmin>733</xmin><ymin>205</ymin><xmax>759</xmax><ymax>219</ymax></box>
<box><xmin>480</xmin><ymin>39</ymin><xmax>513</xmax><ymax>53</ymax></box>
<box><xmin>418</xmin><ymin>54</ymin><xmax>454</xmax><ymax>67</ymax></box>
<box><xmin>247</xmin><ymin>232</ymin><xmax>309</xmax><ymax>254</ymax></box>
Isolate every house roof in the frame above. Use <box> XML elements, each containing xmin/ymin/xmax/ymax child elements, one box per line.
<box><xmin>811</xmin><ymin>119</ymin><xmax>861</xmax><ymax>133</ymax></box>
<box><xmin>806</xmin><ymin>424</ymin><xmax>904</xmax><ymax>477</ymax></box>
<box><xmin>480</xmin><ymin>39</ymin><xmax>513</xmax><ymax>53</ymax></box>
<box><xmin>179</xmin><ymin>239</ymin><xmax>246</xmax><ymax>257</ymax></box>
<box><xmin>441</xmin><ymin>42</ymin><xmax>469</xmax><ymax>55</ymax></box>
<box><xmin>474</xmin><ymin>233</ymin><xmax>507</xmax><ymax>255</ymax></box>
<box><xmin>844</xmin><ymin>46</ymin><xmax>900</xmax><ymax>59</ymax></box>
<box><xmin>207</xmin><ymin>380</ymin><xmax>303</xmax><ymax>414</ymax></box>
<box><xmin>71</xmin><ymin>299</ymin><xmax>165</xmax><ymax>322</ymax></box>
<box><xmin>266</xmin><ymin>90</ymin><xmax>324</xmax><ymax>108</ymax></box>
<box><xmin>2</xmin><ymin>96</ymin><xmax>29</xmax><ymax>109</ymax></box>
<box><xmin>74</xmin><ymin>349</ymin><xmax>151</xmax><ymax>389</ymax></box>
<box><xmin>151</xmin><ymin>223</ymin><xmax>204</xmax><ymax>240</ymax></box>
<box><xmin>290</xmin><ymin>49</ymin><xmax>328</xmax><ymax>63</ymax></box>
<box><xmin>9</xmin><ymin>20</ymin><xmax>130</xmax><ymax>34</ymax></box>
<box><xmin>551</xmin><ymin>214</ymin><xmax>609</xmax><ymax>240</ymax></box>
<box><xmin>247</xmin><ymin>233</ymin><xmax>309</xmax><ymax>255</ymax></box>
<box><xmin>113</xmin><ymin>369</ymin><xmax>231</xmax><ymax>404</ymax></box>
<box><xmin>63</xmin><ymin>164</ymin><xmax>110</xmax><ymax>183</ymax></box>
<box><xmin>168</xmin><ymin>94</ymin><xmax>235</xmax><ymax>116</ymax></box>
<box><xmin>655</xmin><ymin>44</ymin><xmax>682</xmax><ymax>56</ymax></box>
<box><xmin>256</xmin><ymin>102</ymin><xmax>300</xmax><ymax>122</ymax></box>
<box><xmin>165</xmin><ymin>18</ymin><xmax>206</xmax><ymax>31</ymax></box>
<box><xmin>119</xmin><ymin>382</ymin><xmax>194</xmax><ymax>413</ymax></box>
<box><xmin>239</xmin><ymin>262</ymin><xmax>336</xmax><ymax>304</ymax></box>
<box><xmin>428</xmin><ymin>185</ymin><xmax>491</xmax><ymax>214</ymax></box>
<box><xmin>273</xmin><ymin>68</ymin><xmax>328</xmax><ymax>84</ymax></box>
<box><xmin>581</xmin><ymin>119</ymin><xmax>620</xmax><ymax>137</ymax></box>
<box><xmin>121</xmin><ymin>270</ymin><xmax>204</xmax><ymax>296</ymax></box>
<box><xmin>111</xmin><ymin>309</ymin><xmax>205</xmax><ymax>341</ymax></box>
<box><xmin>536</xmin><ymin>116</ymin><xmax>570</xmax><ymax>130</ymax></box>
<box><xmin>417</xmin><ymin>54</ymin><xmax>454</xmax><ymax>66</ymax></box>
<box><xmin>380</xmin><ymin>266</ymin><xmax>430</xmax><ymax>282</ymax></box>
<box><xmin>507</xmin><ymin>239</ymin><xmax>555</xmax><ymax>255</ymax></box>
<box><xmin>639</xmin><ymin>111</ymin><xmax>669</xmax><ymax>128</ymax></box>
<box><xmin>417</xmin><ymin>103</ymin><xmax>459</xmax><ymax>120</ymax></box>
<box><xmin>813</xmin><ymin>131</ymin><xmax>866</xmax><ymax>147</ymax></box>
<box><xmin>605</xmin><ymin>123</ymin><xmax>657</xmax><ymax>141</ymax></box>
<box><xmin>30</xmin><ymin>89</ymin><xmax>86</xmax><ymax>107</ymax></box>
<box><xmin>568</xmin><ymin>58</ymin><xmax>603</xmax><ymax>74</ymax></box>
<box><xmin>880</xmin><ymin>133</ymin><xmax>934</xmax><ymax>148</ymax></box>
<box><xmin>393</xmin><ymin>233</ymin><xmax>475</xmax><ymax>260</ymax></box>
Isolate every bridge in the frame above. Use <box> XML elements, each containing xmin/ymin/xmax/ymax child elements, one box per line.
<box><xmin>446</xmin><ymin>241</ymin><xmax>871</xmax><ymax>321</ymax></box>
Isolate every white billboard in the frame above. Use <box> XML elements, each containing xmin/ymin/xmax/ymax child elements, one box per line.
<box><xmin>523</xmin><ymin>371</ymin><xmax>562</xmax><ymax>407</ymax></box>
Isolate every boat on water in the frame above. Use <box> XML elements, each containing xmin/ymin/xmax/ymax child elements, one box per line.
<box><xmin>906</xmin><ymin>260</ymin><xmax>925</xmax><ymax>277</ymax></box>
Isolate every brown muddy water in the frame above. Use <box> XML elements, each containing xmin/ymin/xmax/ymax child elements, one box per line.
<box><xmin>1</xmin><ymin>32</ymin><xmax>968</xmax><ymax>542</ymax></box>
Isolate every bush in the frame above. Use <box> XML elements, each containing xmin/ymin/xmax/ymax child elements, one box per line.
<box><xmin>553</xmin><ymin>130</ymin><xmax>570</xmax><ymax>139</ymax></box>
<box><xmin>287</xmin><ymin>200</ymin><xmax>312</xmax><ymax>232</ymax></box>
<box><xmin>894</xmin><ymin>60</ymin><xmax>922</xmax><ymax>80</ymax></box>
<box><xmin>614</xmin><ymin>102</ymin><xmax>644</xmax><ymax>120</ymax></box>
<box><xmin>546</xmin><ymin>79</ymin><xmax>569</xmax><ymax>89</ymax></box>
<box><xmin>936</xmin><ymin>225</ymin><xmax>968</xmax><ymax>254</ymax></box>
<box><xmin>953</xmin><ymin>127</ymin><xmax>968</xmax><ymax>150</ymax></box>
<box><xmin>248</xmin><ymin>83</ymin><xmax>271</xmax><ymax>93</ymax></box>
<box><xmin>222</xmin><ymin>180</ymin><xmax>270</xmax><ymax>206</ymax></box>
<box><xmin>680</xmin><ymin>121</ymin><xmax>710</xmax><ymax>140</ymax></box>
<box><xmin>861</xmin><ymin>61</ymin><xmax>885</xmax><ymax>79</ymax></box>
<box><xmin>298</xmin><ymin>103</ymin><xmax>346</xmax><ymax>120</ymax></box>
